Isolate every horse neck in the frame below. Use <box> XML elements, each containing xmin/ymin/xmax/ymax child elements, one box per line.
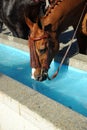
<box><xmin>42</xmin><ymin>0</ymin><xmax>85</xmax><ymax>27</ymax></box>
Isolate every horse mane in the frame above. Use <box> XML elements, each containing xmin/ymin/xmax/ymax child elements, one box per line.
<box><xmin>41</xmin><ymin>0</ymin><xmax>86</xmax><ymax>27</ymax></box>
<box><xmin>44</xmin><ymin>0</ymin><xmax>63</xmax><ymax>17</ymax></box>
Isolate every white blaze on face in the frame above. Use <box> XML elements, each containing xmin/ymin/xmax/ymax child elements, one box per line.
<box><xmin>31</xmin><ymin>68</ymin><xmax>36</xmax><ymax>79</ymax></box>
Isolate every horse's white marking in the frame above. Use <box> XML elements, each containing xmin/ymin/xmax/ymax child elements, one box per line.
<box><xmin>31</xmin><ymin>68</ymin><xmax>36</xmax><ymax>79</ymax></box>
<box><xmin>45</xmin><ymin>0</ymin><xmax>50</xmax><ymax>9</ymax></box>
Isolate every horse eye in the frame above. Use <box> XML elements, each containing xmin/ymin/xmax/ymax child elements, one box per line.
<box><xmin>39</xmin><ymin>48</ymin><xmax>46</xmax><ymax>54</ymax></box>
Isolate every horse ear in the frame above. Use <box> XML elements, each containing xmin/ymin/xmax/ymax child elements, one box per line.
<box><xmin>25</xmin><ymin>16</ymin><xmax>33</xmax><ymax>30</ymax></box>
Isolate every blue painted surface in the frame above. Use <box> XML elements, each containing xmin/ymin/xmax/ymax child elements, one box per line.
<box><xmin>0</xmin><ymin>43</ymin><xmax>87</xmax><ymax>117</ymax></box>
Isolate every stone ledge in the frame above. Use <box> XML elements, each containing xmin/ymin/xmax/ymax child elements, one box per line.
<box><xmin>0</xmin><ymin>74</ymin><xmax>87</xmax><ymax>130</ymax></box>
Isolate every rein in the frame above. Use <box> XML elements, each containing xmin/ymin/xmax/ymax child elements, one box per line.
<box><xmin>48</xmin><ymin>2</ymin><xmax>87</xmax><ymax>80</ymax></box>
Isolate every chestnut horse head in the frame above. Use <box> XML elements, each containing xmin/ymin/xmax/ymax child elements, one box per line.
<box><xmin>25</xmin><ymin>17</ymin><xmax>59</xmax><ymax>81</ymax></box>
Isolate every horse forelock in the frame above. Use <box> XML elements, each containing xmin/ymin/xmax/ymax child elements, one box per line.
<box><xmin>29</xmin><ymin>37</ymin><xmax>40</xmax><ymax>68</ymax></box>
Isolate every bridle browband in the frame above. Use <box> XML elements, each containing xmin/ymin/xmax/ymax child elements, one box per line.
<box><xmin>29</xmin><ymin>32</ymin><xmax>49</xmax><ymax>41</ymax></box>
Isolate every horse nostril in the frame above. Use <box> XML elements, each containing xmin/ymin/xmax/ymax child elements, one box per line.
<box><xmin>43</xmin><ymin>73</ymin><xmax>48</xmax><ymax>80</ymax></box>
<box><xmin>34</xmin><ymin>68</ymin><xmax>48</xmax><ymax>81</ymax></box>
<box><xmin>35</xmin><ymin>75</ymin><xmax>42</xmax><ymax>81</ymax></box>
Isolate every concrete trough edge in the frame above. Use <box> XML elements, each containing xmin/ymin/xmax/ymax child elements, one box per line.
<box><xmin>0</xmin><ymin>34</ymin><xmax>87</xmax><ymax>130</ymax></box>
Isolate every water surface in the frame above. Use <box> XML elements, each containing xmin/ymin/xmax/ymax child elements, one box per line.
<box><xmin>0</xmin><ymin>43</ymin><xmax>87</xmax><ymax>116</ymax></box>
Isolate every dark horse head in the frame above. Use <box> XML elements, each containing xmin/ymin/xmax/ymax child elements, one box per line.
<box><xmin>0</xmin><ymin>0</ymin><xmax>46</xmax><ymax>39</ymax></box>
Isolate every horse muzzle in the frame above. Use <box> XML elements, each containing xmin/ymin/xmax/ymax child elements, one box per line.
<box><xmin>31</xmin><ymin>68</ymin><xmax>48</xmax><ymax>81</ymax></box>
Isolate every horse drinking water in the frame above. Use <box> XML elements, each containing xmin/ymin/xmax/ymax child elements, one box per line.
<box><xmin>25</xmin><ymin>0</ymin><xmax>87</xmax><ymax>81</ymax></box>
<box><xmin>25</xmin><ymin>16</ymin><xmax>59</xmax><ymax>81</ymax></box>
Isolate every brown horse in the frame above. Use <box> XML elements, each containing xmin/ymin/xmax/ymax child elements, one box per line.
<box><xmin>25</xmin><ymin>0</ymin><xmax>87</xmax><ymax>81</ymax></box>
<box><xmin>25</xmin><ymin>17</ymin><xmax>59</xmax><ymax>81</ymax></box>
